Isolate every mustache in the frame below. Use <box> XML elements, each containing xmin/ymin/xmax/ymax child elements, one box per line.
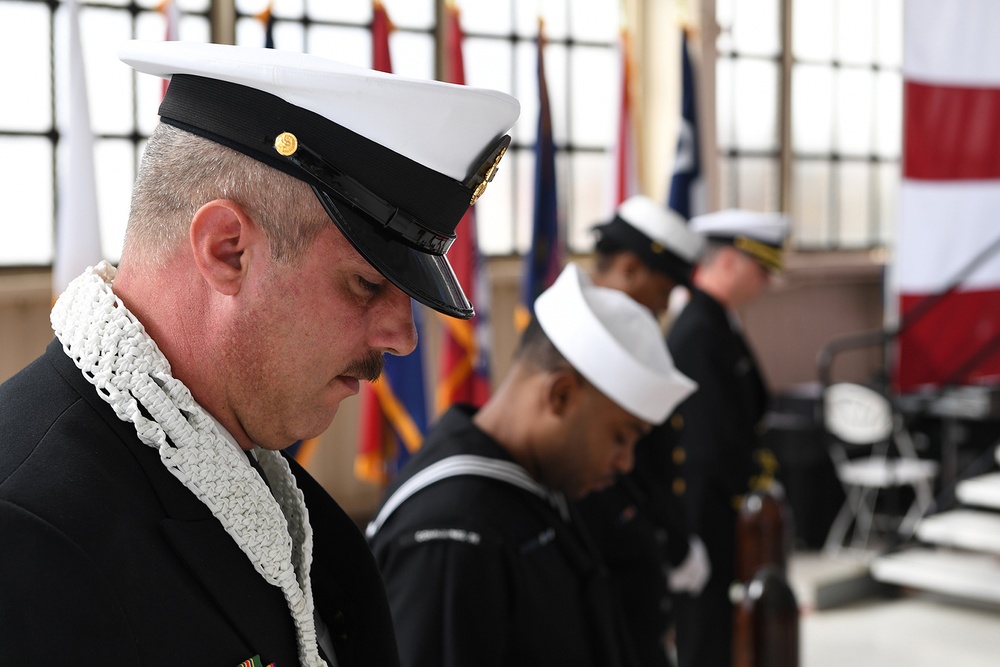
<box><xmin>343</xmin><ymin>352</ymin><xmax>385</xmax><ymax>383</ymax></box>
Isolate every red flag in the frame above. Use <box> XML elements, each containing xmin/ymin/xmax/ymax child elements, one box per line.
<box><xmin>371</xmin><ymin>1</ymin><xmax>392</xmax><ymax>73</ymax></box>
<box><xmin>435</xmin><ymin>4</ymin><xmax>492</xmax><ymax>414</ymax></box>
<box><xmin>610</xmin><ymin>25</ymin><xmax>639</xmax><ymax>211</ymax></box>
<box><xmin>893</xmin><ymin>0</ymin><xmax>1000</xmax><ymax>391</ymax></box>
<box><xmin>357</xmin><ymin>0</ymin><xmax>395</xmax><ymax>484</ymax></box>
<box><xmin>355</xmin><ymin>2</ymin><xmax>430</xmax><ymax>484</ymax></box>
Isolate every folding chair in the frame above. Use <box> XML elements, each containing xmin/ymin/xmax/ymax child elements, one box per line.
<box><xmin>822</xmin><ymin>382</ymin><xmax>939</xmax><ymax>557</ymax></box>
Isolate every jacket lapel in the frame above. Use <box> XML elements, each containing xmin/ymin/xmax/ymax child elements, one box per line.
<box><xmin>159</xmin><ymin>516</ymin><xmax>301</xmax><ymax>661</ymax></box>
<box><xmin>291</xmin><ymin>456</ymin><xmax>402</xmax><ymax>667</ymax></box>
<box><xmin>48</xmin><ymin>341</ymin><xmax>302</xmax><ymax>662</ymax></box>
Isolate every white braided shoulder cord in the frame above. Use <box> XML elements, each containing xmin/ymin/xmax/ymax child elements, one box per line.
<box><xmin>51</xmin><ymin>262</ymin><xmax>326</xmax><ymax>667</ymax></box>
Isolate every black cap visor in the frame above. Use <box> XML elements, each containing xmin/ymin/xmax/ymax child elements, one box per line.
<box><xmin>310</xmin><ymin>183</ymin><xmax>472</xmax><ymax>318</ymax></box>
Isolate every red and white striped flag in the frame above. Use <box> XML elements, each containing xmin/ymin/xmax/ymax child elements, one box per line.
<box><xmin>893</xmin><ymin>0</ymin><xmax>1000</xmax><ymax>391</ymax></box>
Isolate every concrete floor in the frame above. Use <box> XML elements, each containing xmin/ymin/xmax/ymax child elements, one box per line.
<box><xmin>790</xmin><ymin>551</ymin><xmax>1000</xmax><ymax>667</ymax></box>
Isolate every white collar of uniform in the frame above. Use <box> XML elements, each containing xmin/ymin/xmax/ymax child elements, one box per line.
<box><xmin>208</xmin><ymin>414</ymin><xmax>255</xmax><ymax>468</ymax></box>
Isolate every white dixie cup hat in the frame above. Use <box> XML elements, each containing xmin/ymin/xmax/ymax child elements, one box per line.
<box><xmin>533</xmin><ymin>262</ymin><xmax>697</xmax><ymax>424</ymax></box>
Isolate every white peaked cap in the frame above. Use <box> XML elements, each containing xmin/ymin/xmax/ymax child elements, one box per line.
<box><xmin>690</xmin><ymin>209</ymin><xmax>789</xmax><ymax>271</ymax></box>
<box><xmin>617</xmin><ymin>195</ymin><xmax>705</xmax><ymax>263</ymax></box>
<box><xmin>534</xmin><ymin>263</ymin><xmax>697</xmax><ymax>424</ymax></box>
<box><xmin>690</xmin><ymin>209</ymin><xmax>788</xmax><ymax>246</ymax></box>
<box><xmin>118</xmin><ymin>40</ymin><xmax>519</xmax><ymax>181</ymax></box>
<box><xmin>118</xmin><ymin>40</ymin><xmax>520</xmax><ymax>320</ymax></box>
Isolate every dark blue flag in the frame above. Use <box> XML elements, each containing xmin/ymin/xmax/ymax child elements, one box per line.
<box><xmin>668</xmin><ymin>31</ymin><xmax>704</xmax><ymax>220</ymax></box>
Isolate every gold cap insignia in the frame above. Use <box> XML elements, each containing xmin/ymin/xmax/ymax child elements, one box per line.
<box><xmin>470</xmin><ymin>145</ymin><xmax>507</xmax><ymax>206</ymax></box>
<box><xmin>733</xmin><ymin>235</ymin><xmax>783</xmax><ymax>271</ymax></box>
<box><xmin>274</xmin><ymin>132</ymin><xmax>299</xmax><ymax>157</ymax></box>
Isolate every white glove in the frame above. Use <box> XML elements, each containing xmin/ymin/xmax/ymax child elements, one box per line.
<box><xmin>668</xmin><ymin>535</ymin><xmax>711</xmax><ymax>594</ymax></box>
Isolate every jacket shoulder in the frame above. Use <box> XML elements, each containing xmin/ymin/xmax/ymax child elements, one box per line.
<box><xmin>0</xmin><ymin>344</ymin><xmax>89</xmax><ymax>481</ymax></box>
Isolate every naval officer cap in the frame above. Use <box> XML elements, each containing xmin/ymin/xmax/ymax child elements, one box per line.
<box><xmin>690</xmin><ymin>209</ymin><xmax>789</xmax><ymax>272</ymax></box>
<box><xmin>118</xmin><ymin>40</ymin><xmax>520</xmax><ymax>320</ymax></box>
<box><xmin>593</xmin><ymin>195</ymin><xmax>705</xmax><ymax>286</ymax></box>
<box><xmin>534</xmin><ymin>263</ymin><xmax>697</xmax><ymax>424</ymax></box>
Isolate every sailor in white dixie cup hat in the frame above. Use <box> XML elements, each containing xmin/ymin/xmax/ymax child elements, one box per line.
<box><xmin>579</xmin><ymin>194</ymin><xmax>712</xmax><ymax>666</ymax></box>
<box><xmin>367</xmin><ymin>262</ymin><xmax>695</xmax><ymax>666</ymax></box>
<box><xmin>534</xmin><ymin>262</ymin><xmax>696</xmax><ymax>424</ymax></box>
<box><xmin>592</xmin><ymin>194</ymin><xmax>705</xmax><ymax>289</ymax></box>
<box><xmin>0</xmin><ymin>41</ymin><xmax>520</xmax><ymax>667</ymax></box>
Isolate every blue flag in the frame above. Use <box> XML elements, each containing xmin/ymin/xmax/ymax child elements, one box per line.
<box><xmin>517</xmin><ymin>20</ymin><xmax>562</xmax><ymax>331</ymax></box>
<box><xmin>668</xmin><ymin>31</ymin><xmax>704</xmax><ymax>220</ymax></box>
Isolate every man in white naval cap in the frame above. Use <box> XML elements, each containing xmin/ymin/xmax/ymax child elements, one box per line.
<box><xmin>577</xmin><ymin>194</ymin><xmax>711</xmax><ymax>667</ymax></box>
<box><xmin>665</xmin><ymin>209</ymin><xmax>789</xmax><ymax>667</ymax></box>
<box><xmin>367</xmin><ymin>262</ymin><xmax>696</xmax><ymax>667</ymax></box>
<box><xmin>0</xmin><ymin>41</ymin><xmax>518</xmax><ymax>666</ymax></box>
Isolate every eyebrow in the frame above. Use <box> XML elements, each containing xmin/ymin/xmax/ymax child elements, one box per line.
<box><xmin>628</xmin><ymin>420</ymin><xmax>651</xmax><ymax>438</ymax></box>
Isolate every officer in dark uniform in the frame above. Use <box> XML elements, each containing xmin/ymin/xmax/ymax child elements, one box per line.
<box><xmin>0</xmin><ymin>41</ymin><xmax>518</xmax><ymax>666</ymax></box>
<box><xmin>666</xmin><ymin>210</ymin><xmax>788</xmax><ymax>667</ymax></box>
<box><xmin>576</xmin><ymin>195</ymin><xmax>710</xmax><ymax>667</ymax></box>
<box><xmin>367</xmin><ymin>263</ymin><xmax>696</xmax><ymax>667</ymax></box>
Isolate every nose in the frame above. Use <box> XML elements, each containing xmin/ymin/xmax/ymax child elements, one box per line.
<box><xmin>370</xmin><ymin>284</ymin><xmax>418</xmax><ymax>356</ymax></box>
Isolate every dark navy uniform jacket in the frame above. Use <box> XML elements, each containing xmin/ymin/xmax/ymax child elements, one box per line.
<box><xmin>666</xmin><ymin>287</ymin><xmax>770</xmax><ymax>667</ymax></box>
<box><xmin>368</xmin><ymin>405</ymin><xmax>633</xmax><ymax>667</ymax></box>
<box><xmin>0</xmin><ymin>340</ymin><xmax>400</xmax><ymax>666</ymax></box>
<box><xmin>576</xmin><ymin>420</ymin><xmax>694</xmax><ymax>667</ymax></box>
<box><xmin>668</xmin><ymin>288</ymin><xmax>769</xmax><ymax>536</ymax></box>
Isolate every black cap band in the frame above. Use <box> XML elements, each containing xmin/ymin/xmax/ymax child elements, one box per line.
<box><xmin>158</xmin><ymin>74</ymin><xmax>472</xmax><ymax>250</ymax></box>
<box><xmin>595</xmin><ymin>215</ymin><xmax>696</xmax><ymax>286</ymax></box>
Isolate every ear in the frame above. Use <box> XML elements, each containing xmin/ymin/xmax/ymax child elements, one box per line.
<box><xmin>545</xmin><ymin>369</ymin><xmax>582</xmax><ymax>418</ymax></box>
<box><xmin>598</xmin><ymin>252</ymin><xmax>641</xmax><ymax>292</ymax></box>
<box><xmin>189</xmin><ymin>199</ymin><xmax>261</xmax><ymax>296</ymax></box>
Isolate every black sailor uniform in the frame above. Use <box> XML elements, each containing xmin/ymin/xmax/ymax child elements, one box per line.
<box><xmin>576</xmin><ymin>419</ymin><xmax>695</xmax><ymax>667</ymax></box>
<box><xmin>368</xmin><ymin>405</ymin><xmax>634</xmax><ymax>667</ymax></box>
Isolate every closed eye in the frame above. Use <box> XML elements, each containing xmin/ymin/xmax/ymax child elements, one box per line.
<box><xmin>357</xmin><ymin>275</ymin><xmax>384</xmax><ymax>296</ymax></box>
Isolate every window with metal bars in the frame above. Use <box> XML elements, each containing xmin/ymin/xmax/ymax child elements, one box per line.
<box><xmin>0</xmin><ymin>0</ymin><xmax>620</xmax><ymax>267</ymax></box>
<box><xmin>0</xmin><ymin>0</ymin><xmax>210</xmax><ymax>267</ymax></box>
<box><xmin>715</xmin><ymin>0</ymin><xmax>902</xmax><ymax>250</ymax></box>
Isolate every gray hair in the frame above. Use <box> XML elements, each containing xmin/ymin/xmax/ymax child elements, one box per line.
<box><xmin>122</xmin><ymin>123</ymin><xmax>326</xmax><ymax>267</ymax></box>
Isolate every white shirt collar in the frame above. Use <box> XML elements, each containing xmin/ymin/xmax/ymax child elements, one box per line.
<box><xmin>208</xmin><ymin>414</ymin><xmax>255</xmax><ymax>466</ymax></box>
